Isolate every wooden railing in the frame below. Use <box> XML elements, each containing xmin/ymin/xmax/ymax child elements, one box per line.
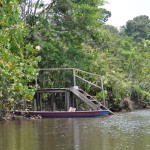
<box><xmin>35</xmin><ymin>68</ymin><xmax>106</xmax><ymax>105</ymax></box>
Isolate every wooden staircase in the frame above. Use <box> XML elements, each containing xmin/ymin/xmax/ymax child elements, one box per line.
<box><xmin>70</xmin><ymin>86</ymin><xmax>103</xmax><ymax>110</ymax></box>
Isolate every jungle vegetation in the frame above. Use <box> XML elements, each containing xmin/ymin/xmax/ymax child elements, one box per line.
<box><xmin>0</xmin><ymin>0</ymin><xmax>150</xmax><ymax>116</ymax></box>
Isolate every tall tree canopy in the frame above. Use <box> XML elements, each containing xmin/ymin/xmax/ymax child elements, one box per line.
<box><xmin>123</xmin><ymin>15</ymin><xmax>150</xmax><ymax>42</ymax></box>
<box><xmin>19</xmin><ymin>0</ymin><xmax>110</xmax><ymax>69</ymax></box>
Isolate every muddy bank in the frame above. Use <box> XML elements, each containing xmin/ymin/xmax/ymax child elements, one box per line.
<box><xmin>109</xmin><ymin>97</ymin><xmax>149</xmax><ymax>112</ymax></box>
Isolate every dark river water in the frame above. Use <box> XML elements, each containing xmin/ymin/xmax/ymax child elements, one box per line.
<box><xmin>0</xmin><ymin>110</ymin><xmax>150</xmax><ymax>150</ymax></box>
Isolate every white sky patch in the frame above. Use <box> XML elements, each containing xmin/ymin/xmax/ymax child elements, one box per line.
<box><xmin>104</xmin><ymin>0</ymin><xmax>150</xmax><ymax>27</ymax></box>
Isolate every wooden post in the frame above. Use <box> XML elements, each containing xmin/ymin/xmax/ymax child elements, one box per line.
<box><xmin>39</xmin><ymin>93</ymin><xmax>42</xmax><ymax>111</ymax></box>
<box><xmin>101</xmin><ymin>77</ymin><xmax>106</xmax><ymax>106</ymax></box>
<box><xmin>36</xmin><ymin>92</ymin><xmax>39</xmax><ymax>110</ymax></box>
<box><xmin>74</xmin><ymin>98</ymin><xmax>78</xmax><ymax>110</ymax></box>
<box><xmin>34</xmin><ymin>98</ymin><xmax>37</xmax><ymax>111</ymax></box>
<box><xmin>37</xmin><ymin>92</ymin><xmax>42</xmax><ymax>111</ymax></box>
<box><xmin>65</xmin><ymin>91</ymin><xmax>70</xmax><ymax>111</ymax></box>
<box><xmin>70</xmin><ymin>92</ymin><xmax>74</xmax><ymax>107</ymax></box>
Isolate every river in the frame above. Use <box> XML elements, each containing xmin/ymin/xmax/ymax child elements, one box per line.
<box><xmin>0</xmin><ymin>110</ymin><xmax>150</xmax><ymax>150</ymax></box>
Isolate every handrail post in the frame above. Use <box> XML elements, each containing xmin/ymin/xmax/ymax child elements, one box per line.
<box><xmin>73</xmin><ymin>69</ymin><xmax>76</xmax><ymax>86</ymax></box>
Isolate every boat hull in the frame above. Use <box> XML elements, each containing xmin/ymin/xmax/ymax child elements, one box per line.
<box><xmin>14</xmin><ymin>110</ymin><xmax>110</xmax><ymax>118</ymax></box>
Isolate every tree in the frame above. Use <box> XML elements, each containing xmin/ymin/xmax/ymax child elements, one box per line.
<box><xmin>18</xmin><ymin>0</ymin><xmax>109</xmax><ymax>70</ymax></box>
<box><xmin>92</xmin><ymin>23</ymin><xmax>150</xmax><ymax>107</ymax></box>
<box><xmin>123</xmin><ymin>15</ymin><xmax>150</xmax><ymax>42</ymax></box>
<box><xmin>0</xmin><ymin>0</ymin><xmax>40</xmax><ymax>114</ymax></box>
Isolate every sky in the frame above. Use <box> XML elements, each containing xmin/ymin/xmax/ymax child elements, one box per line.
<box><xmin>104</xmin><ymin>0</ymin><xmax>150</xmax><ymax>28</ymax></box>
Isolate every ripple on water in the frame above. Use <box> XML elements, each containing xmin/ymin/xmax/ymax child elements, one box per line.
<box><xmin>93</xmin><ymin>110</ymin><xmax>150</xmax><ymax>138</ymax></box>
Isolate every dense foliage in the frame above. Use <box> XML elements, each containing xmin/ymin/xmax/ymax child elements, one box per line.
<box><xmin>123</xmin><ymin>15</ymin><xmax>150</xmax><ymax>42</ymax></box>
<box><xmin>0</xmin><ymin>0</ymin><xmax>40</xmax><ymax>115</ymax></box>
<box><xmin>0</xmin><ymin>0</ymin><xmax>150</xmax><ymax>115</ymax></box>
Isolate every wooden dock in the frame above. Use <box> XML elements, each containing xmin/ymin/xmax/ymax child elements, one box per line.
<box><xmin>31</xmin><ymin>68</ymin><xmax>114</xmax><ymax>114</ymax></box>
<box><xmin>35</xmin><ymin>87</ymin><xmax>107</xmax><ymax>112</ymax></box>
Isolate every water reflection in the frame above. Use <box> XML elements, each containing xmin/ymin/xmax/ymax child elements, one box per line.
<box><xmin>0</xmin><ymin>110</ymin><xmax>150</xmax><ymax>150</ymax></box>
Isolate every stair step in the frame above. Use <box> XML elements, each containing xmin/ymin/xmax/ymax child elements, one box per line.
<box><xmin>70</xmin><ymin>87</ymin><xmax>98</xmax><ymax>110</ymax></box>
<box><xmin>78</xmin><ymin>89</ymin><xmax>95</xmax><ymax>100</ymax></box>
<box><xmin>92</xmin><ymin>100</ymin><xmax>99</xmax><ymax>104</ymax></box>
<box><xmin>77</xmin><ymin>89</ymin><xmax>100</xmax><ymax>104</ymax></box>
